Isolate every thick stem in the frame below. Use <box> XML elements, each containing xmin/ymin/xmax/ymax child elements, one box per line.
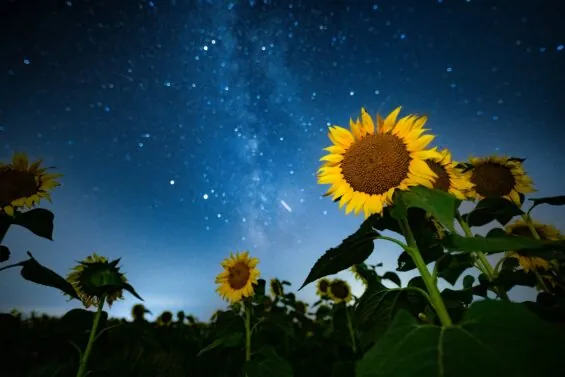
<box><xmin>75</xmin><ymin>297</ymin><xmax>105</xmax><ymax>377</ymax></box>
<box><xmin>399</xmin><ymin>218</ymin><xmax>453</xmax><ymax>327</ymax></box>
<box><xmin>244</xmin><ymin>301</ymin><xmax>251</xmax><ymax>362</ymax></box>
<box><xmin>456</xmin><ymin>212</ymin><xmax>510</xmax><ymax>300</ymax></box>
<box><xmin>345</xmin><ymin>306</ymin><xmax>357</xmax><ymax>353</ymax></box>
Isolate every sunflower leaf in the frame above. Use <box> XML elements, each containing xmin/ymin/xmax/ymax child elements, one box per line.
<box><xmin>11</xmin><ymin>208</ymin><xmax>55</xmax><ymax>241</ymax></box>
<box><xmin>243</xmin><ymin>346</ymin><xmax>293</xmax><ymax>377</ymax></box>
<box><xmin>382</xmin><ymin>271</ymin><xmax>401</xmax><ymax>287</ymax></box>
<box><xmin>197</xmin><ymin>332</ymin><xmax>243</xmax><ymax>356</ymax></box>
<box><xmin>1</xmin><ymin>252</ymin><xmax>79</xmax><ymax>299</ymax></box>
<box><xmin>465</xmin><ymin>198</ymin><xmax>524</xmax><ymax>227</ymax></box>
<box><xmin>441</xmin><ymin>234</ymin><xmax>545</xmax><ymax>253</ymax></box>
<box><xmin>528</xmin><ymin>195</ymin><xmax>565</xmax><ymax>215</ymax></box>
<box><xmin>356</xmin><ymin>300</ymin><xmax>564</xmax><ymax>377</ymax></box>
<box><xmin>0</xmin><ymin>245</ymin><xmax>10</xmax><ymax>263</ymax></box>
<box><xmin>299</xmin><ymin>221</ymin><xmax>377</xmax><ymax>290</ymax></box>
<box><xmin>392</xmin><ymin>186</ymin><xmax>457</xmax><ymax>233</ymax></box>
<box><xmin>121</xmin><ymin>282</ymin><xmax>144</xmax><ymax>301</ymax></box>
<box><xmin>436</xmin><ymin>253</ymin><xmax>475</xmax><ymax>285</ymax></box>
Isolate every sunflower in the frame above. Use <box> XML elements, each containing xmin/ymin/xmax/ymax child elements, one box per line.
<box><xmin>156</xmin><ymin>311</ymin><xmax>173</xmax><ymax>327</ymax></box>
<box><xmin>505</xmin><ymin>219</ymin><xmax>563</xmax><ymax>272</ymax></box>
<box><xmin>270</xmin><ymin>278</ymin><xmax>284</xmax><ymax>297</ymax></box>
<box><xmin>215</xmin><ymin>251</ymin><xmax>260</xmax><ymax>303</ymax></box>
<box><xmin>0</xmin><ymin>152</ymin><xmax>62</xmax><ymax>217</ymax></box>
<box><xmin>350</xmin><ymin>264</ymin><xmax>368</xmax><ymax>287</ymax></box>
<box><xmin>327</xmin><ymin>279</ymin><xmax>353</xmax><ymax>304</ymax></box>
<box><xmin>131</xmin><ymin>303</ymin><xmax>151</xmax><ymax>322</ymax></box>
<box><xmin>425</xmin><ymin>148</ymin><xmax>474</xmax><ymax>200</ymax></box>
<box><xmin>466</xmin><ymin>156</ymin><xmax>535</xmax><ymax>205</ymax></box>
<box><xmin>316</xmin><ymin>278</ymin><xmax>331</xmax><ymax>298</ymax></box>
<box><xmin>318</xmin><ymin>107</ymin><xmax>442</xmax><ymax>218</ymax></box>
<box><xmin>67</xmin><ymin>253</ymin><xmax>129</xmax><ymax>309</ymax></box>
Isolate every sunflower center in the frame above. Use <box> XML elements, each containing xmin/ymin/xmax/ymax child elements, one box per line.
<box><xmin>426</xmin><ymin>161</ymin><xmax>451</xmax><ymax>192</ymax></box>
<box><xmin>228</xmin><ymin>262</ymin><xmax>251</xmax><ymax>290</ymax></box>
<box><xmin>318</xmin><ymin>280</ymin><xmax>329</xmax><ymax>293</ymax></box>
<box><xmin>471</xmin><ymin>163</ymin><xmax>516</xmax><ymax>197</ymax></box>
<box><xmin>340</xmin><ymin>133</ymin><xmax>411</xmax><ymax>195</ymax></box>
<box><xmin>0</xmin><ymin>168</ymin><xmax>39</xmax><ymax>206</ymax></box>
<box><xmin>330</xmin><ymin>281</ymin><xmax>349</xmax><ymax>299</ymax></box>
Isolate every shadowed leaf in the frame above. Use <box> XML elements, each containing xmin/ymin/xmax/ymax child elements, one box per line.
<box><xmin>12</xmin><ymin>208</ymin><xmax>55</xmax><ymax>241</ymax></box>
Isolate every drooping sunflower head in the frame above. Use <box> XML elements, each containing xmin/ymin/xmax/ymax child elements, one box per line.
<box><xmin>327</xmin><ymin>279</ymin><xmax>353</xmax><ymax>304</ymax></box>
<box><xmin>316</xmin><ymin>278</ymin><xmax>331</xmax><ymax>298</ymax></box>
<box><xmin>269</xmin><ymin>278</ymin><xmax>284</xmax><ymax>297</ymax></box>
<box><xmin>424</xmin><ymin>148</ymin><xmax>474</xmax><ymax>200</ymax></box>
<box><xmin>466</xmin><ymin>156</ymin><xmax>535</xmax><ymax>205</ymax></box>
<box><xmin>67</xmin><ymin>253</ymin><xmax>141</xmax><ymax>309</ymax></box>
<box><xmin>131</xmin><ymin>303</ymin><xmax>150</xmax><ymax>321</ymax></box>
<box><xmin>350</xmin><ymin>264</ymin><xmax>368</xmax><ymax>287</ymax></box>
<box><xmin>317</xmin><ymin>106</ymin><xmax>443</xmax><ymax>218</ymax></box>
<box><xmin>215</xmin><ymin>251</ymin><xmax>260</xmax><ymax>303</ymax></box>
<box><xmin>0</xmin><ymin>152</ymin><xmax>62</xmax><ymax>216</ymax></box>
<box><xmin>156</xmin><ymin>311</ymin><xmax>173</xmax><ymax>327</ymax></box>
<box><xmin>505</xmin><ymin>219</ymin><xmax>563</xmax><ymax>272</ymax></box>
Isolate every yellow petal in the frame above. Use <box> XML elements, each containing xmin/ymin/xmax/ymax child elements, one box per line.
<box><xmin>360</xmin><ymin>108</ymin><xmax>375</xmax><ymax>134</ymax></box>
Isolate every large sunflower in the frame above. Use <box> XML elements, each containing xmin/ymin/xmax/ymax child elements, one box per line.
<box><xmin>67</xmin><ymin>253</ymin><xmax>128</xmax><ymax>309</ymax></box>
<box><xmin>215</xmin><ymin>251</ymin><xmax>260</xmax><ymax>303</ymax></box>
<box><xmin>505</xmin><ymin>219</ymin><xmax>563</xmax><ymax>272</ymax></box>
<box><xmin>318</xmin><ymin>107</ymin><xmax>442</xmax><ymax>218</ymax></box>
<box><xmin>0</xmin><ymin>152</ymin><xmax>62</xmax><ymax>216</ymax></box>
<box><xmin>466</xmin><ymin>156</ymin><xmax>535</xmax><ymax>205</ymax></box>
<box><xmin>425</xmin><ymin>148</ymin><xmax>474</xmax><ymax>200</ymax></box>
<box><xmin>327</xmin><ymin>279</ymin><xmax>353</xmax><ymax>304</ymax></box>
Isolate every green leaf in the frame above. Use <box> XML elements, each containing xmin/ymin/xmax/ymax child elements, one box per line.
<box><xmin>244</xmin><ymin>346</ymin><xmax>293</xmax><ymax>377</ymax></box>
<box><xmin>299</xmin><ymin>221</ymin><xmax>377</xmax><ymax>290</ymax></box>
<box><xmin>436</xmin><ymin>253</ymin><xmax>475</xmax><ymax>285</ymax></box>
<box><xmin>122</xmin><ymin>282</ymin><xmax>144</xmax><ymax>301</ymax></box>
<box><xmin>356</xmin><ymin>286</ymin><xmax>427</xmax><ymax>349</ymax></box>
<box><xmin>0</xmin><ymin>252</ymin><xmax>79</xmax><ymax>299</ymax></box>
<box><xmin>392</xmin><ymin>186</ymin><xmax>457</xmax><ymax>232</ymax></box>
<box><xmin>462</xmin><ymin>275</ymin><xmax>475</xmax><ymax>289</ymax></box>
<box><xmin>12</xmin><ymin>208</ymin><xmax>55</xmax><ymax>240</ymax></box>
<box><xmin>356</xmin><ymin>300</ymin><xmax>565</xmax><ymax>377</ymax></box>
<box><xmin>442</xmin><ymin>234</ymin><xmax>545</xmax><ymax>253</ymax></box>
<box><xmin>491</xmin><ymin>268</ymin><xmax>537</xmax><ymax>291</ymax></box>
<box><xmin>528</xmin><ymin>195</ymin><xmax>565</xmax><ymax>214</ymax></box>
<box><xmin>0</xmin><ymin>245</ymin><xmax>10</xmax><ymax>263</ymax></box>
<box><xmin>465</xmin><ymin>198</ymin><xmax>524</xmax><ymax>227</ymax></box>
<box><xmin>382</xmin><ymin>271</ymin><xmax>401</xmax><ymax>287</ymax></box>
<box><xmin>197</xmin><ymin>332</ymin><xmax>243</xmax><ymax>356</ymax></box>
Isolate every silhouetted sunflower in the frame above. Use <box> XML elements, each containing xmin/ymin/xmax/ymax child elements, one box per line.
<box><xmin>466</xmin><ymin>156</ymin><xmax>535</xmax><ymax>205</ymax></box>
<box><xmin>350</xmin><ymin>265</ymin><xmax>368</xmax><ymax>287</ymax></box>
<box><xmin>0</xmin><ymin>152</ymin><xmax>62</xmax><ymax>216</ymax></box>
<box><xmin>316</xmin><ymin>278</ymin><xmax>331</xmax><ymax>298</ymax></box>
<box><xmin>157</xmin><ymin>311</ymin><xmax>173</xmax><ymax>327</ymax></box>
<box><xmin>131</xmin><ymin>303</ymin><xmax>150</xmax><ymax>321</ymax></box>
<box><xmin>318</xmin><ymin>107</ymin><xmax>442</xmax><ymax>218</ymax></box>
<box><xmin>270</xmin><ymin>278</ymin><xmax>284</xmax><ymax>297</ymax></box>
<box><xmin>328</xmin><ymin>279</ymin><xmax>353</xmax><ymax>304</ymax></box>
<box><xmin>215</xmin><ymin>251</ymin><xmax>260</xmax><ymax>303</ymax></box>
<box><xmin>425</xmin><ymin>148</ymin><xmax>473</xmax><ymax>200</ymax></box>
<box><xmin>505</xmin><ymin>219</ymin><xmax>563</xmax><ymax>272</ymax></box>
<box><xmin>67</xmin><ymin>253</ymin><xmax>137</xmax><ymax>309</ymax></box>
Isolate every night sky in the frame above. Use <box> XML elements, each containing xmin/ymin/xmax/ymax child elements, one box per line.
<box><xmin>1</xmin><ymin>0</ymin><xmax>564</xmax><ymax>320</ymax></box>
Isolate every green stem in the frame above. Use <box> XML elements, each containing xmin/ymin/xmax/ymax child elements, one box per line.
<box><xmin>75</xmin><ymin>297</ymin><xmax>105</xmax><ymax>377</ymax></box>
<box><xmin>345</xmin><ymin>306</ymin><xmax>357</xmax><ymax>353</ymax></box>
<box><xmin>532</xmin><ymin>268</ymin><xmax>550</xmax><ymax>292</ymax></box>
<box><xmin>399</xmin><ymin>218</ymin><xmax>453</xmax><ymax>327</ymax></box>
<box><xmin>521</xmin><ymin>214</ymin><xmax>550</xmax><ymax>291</ymax></box>
<box><xmin>374</xmin><ymin>235</ymin><xmax>409</xmax><ymax>250</ymax></box>
<box><xmin>456</xmin><ymin>212</ymin><xmax>510</xmax><ymax>301</ymax></box>
<box><xmin>244</xmin><ymin>300</ymin><xmax>251</xmax><ymax>363</ymax></box>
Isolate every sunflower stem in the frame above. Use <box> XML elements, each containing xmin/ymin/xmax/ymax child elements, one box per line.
<box><xmin>345</xmin><ymin>305</ymin><xmax>357</xmax><ymax>354</ymax></box>
<box><xmin>532</xmin><ymin>267</ymin><xmax>550</xmax><ymax>292</ymax></box>
<box><xmin>244</xmin><ymin>300</ymin><xmax>252</xmax><ymax>363</ymax></box>
<box><xmin>521</xmin><ymin>214</ymin><xmax>551</xmax><ymax>291</ymax></box>
<box><xmin>75</xmin><ymin>296</ymin><xmax>106</xmax><ymax>377</ymax></box>
<box><xmin>374</xmin><ymin>235</ymin><xmax>409</xmax><ymax>250</ymax></box>
<box><xmin>398</xmin><ymin>218</ymin><xmax>453</xmax><ymax>327</ymax></box>
<box><xmin>455</xmin><ymin>212</ymin><xmax>510</xmax><ymax>301</ymax></box>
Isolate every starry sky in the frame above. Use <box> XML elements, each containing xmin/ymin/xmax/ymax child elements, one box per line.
<box><xmin>1</xmin><ymin>0</ymin><xmax>564</xmax><ymax>320</ymax></box>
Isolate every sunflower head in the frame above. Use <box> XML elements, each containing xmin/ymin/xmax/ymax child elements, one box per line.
<box><xmin>317</xmin><ymin>106</ymin><xmax>443</xmax><ymax>218</ymax></box>
<box><xmin>327</xmin><ymin>279</ymin><xmax>353</xmax><ymax>304</ymax></box>
<box><xmin>157</xmin><ymin>311</ymin><xmax>173</xmax><ymax>327</ymax></box>
<box><xmin>67</xmin><ymin>253</ymin><xmax>142</xmax><ymax>309</ymax></box>
<box><xmin>215</xmin><ymin>251</ymin><xmax>260</xmax><ymax>303</ymax></box>
<box><xmin>0</xmin><ymin>152</ymin><xmax>62</xmax><ymax>217</ymax></box>
<box><xmin>131</xmin><ymin>303</ymin><xmax>150</xmax><ymax>321</ymax></box>
<box><xmin>316</xmin><ymin>278</ymin><xmax>331</xmax><ymax>298</ymax></box>
<box><xmin>425</xmin><ymin>148</ymin><xmax>474</xmax><ymax>200</ymax></box>
<box><xmin>177</xmin><ymin>310</ymin><xmax>186</xmax><ymax>323</ymax></box>
<box><xmin>350</xmin><ymin>264</ymin><xmax>368</xmax><ymax>287</ymax></box>
<box><xmin>505</xmin><ymin>219</ymin><xmax>563</xmax><ymax>272</ymax></box>
<box><xmin>269</xmin><ymin>278</ymin><xmax>284</xmax><ymax>297</ymax></box>
<box><xmin>466</xmin><ymin>156</ymin><xmax>535</xmax><ymax>205</ymax></box>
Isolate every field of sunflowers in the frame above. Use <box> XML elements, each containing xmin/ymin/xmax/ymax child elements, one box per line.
<box><xmin>1</xmin><ymin>106</ymin><xmax>565</xmax><ymax>377</ymax></box>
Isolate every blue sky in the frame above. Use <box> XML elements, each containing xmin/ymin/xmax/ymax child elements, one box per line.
<box><xmin>1</xmin><ymin>0</ymin><xmax>564</xmax><ymax>320</ymax></box>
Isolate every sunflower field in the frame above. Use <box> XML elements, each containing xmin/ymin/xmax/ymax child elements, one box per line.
<box><xmin>2</xmin><ymin>106</ymin><xmax>565</xmax><ymax>377</ymax></box>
